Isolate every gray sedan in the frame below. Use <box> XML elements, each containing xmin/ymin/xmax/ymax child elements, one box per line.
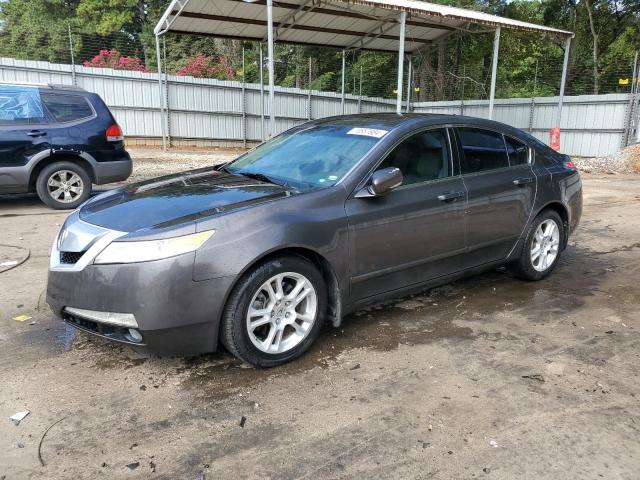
<box><xmin>47</xmin><ymin>114</ymin><xmax>582</xmax><ymax>367</ymax></box>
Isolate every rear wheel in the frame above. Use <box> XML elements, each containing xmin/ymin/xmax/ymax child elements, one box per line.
<box><xmin>220</xmin><ymin>255</ymin><xmax>327</xmax><ymax>367</ymax></box>
<box><xmin>512</xmin><ymin>209</ymin><xmax>564</xmax><ymax>281</ymax></box>
<box><xmin>36</xmin><ymin>161</ymin><xmax>92</xmax><ymax>209</ymax></box>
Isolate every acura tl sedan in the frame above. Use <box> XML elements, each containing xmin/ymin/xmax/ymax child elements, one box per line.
<box><xmin>47</xmin><ymin>114</ymin><xmax>582</xmax><ymax>367</ymax></box>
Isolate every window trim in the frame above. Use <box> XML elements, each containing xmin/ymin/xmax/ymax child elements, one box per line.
<box><xmin>351</xmin><ymin>125</ymin><xmax>458</xmax><ymax>196</ymax></box>
<box><xmin>503</xmin><ymin>133</ymin><xmax>533</xmax><ymax>167</ymax></box>
<box><xmin>453</xmin><ymin>125</ymin><xmax>534</xmax><ymax>176</ymax></box>
<box><xmin>41</xmin><ymin>93</ymin><xmax>96</xmax><ymax>125</ymax></box>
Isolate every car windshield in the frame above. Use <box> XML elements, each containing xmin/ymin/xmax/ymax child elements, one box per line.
<box><xmin>226</xmin><ymin>125</ymin><xmax>384</xmax><ymax>189</ymax></box>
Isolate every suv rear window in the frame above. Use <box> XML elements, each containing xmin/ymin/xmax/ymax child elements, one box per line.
<box><xmin>0</xmin><ymin>86</ymin><xmax>46</xmax><ymax>125</ymax></box>
<box><xmin>457</xmin><ymin>127</ymin><xmax>509</xmax><ymax>174</ymax></box>
<box><xmin>42</xmin><ymin>94</ymin><xmax>94</xmax><ymax>122</ymax></box>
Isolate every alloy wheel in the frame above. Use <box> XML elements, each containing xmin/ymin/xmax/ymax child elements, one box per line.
<box><xmin>530</xmin><ymin>219</ymin><xmax>560</xmax><ymax>272</ymax></box>
<box><xmin>246</xmin><ymin>272</ymin><xmax>318</xmax><ymax>354</ymax></box>
<box><xmin>47</xmin><ymin>170</ymin><xmax>84</xmax><ymax>204</ymax></box>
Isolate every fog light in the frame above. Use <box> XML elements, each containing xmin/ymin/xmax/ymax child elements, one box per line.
<box><xmin>127</xmin><ymin>328</ymin><xmax>143</xmax><ymax>343</ymax></box>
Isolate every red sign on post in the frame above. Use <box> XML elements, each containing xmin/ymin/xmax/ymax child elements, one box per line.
<box><xmin>549</xmin><ymin>127</ymin><xmax>561</xmax><ymax>151</ymax></box>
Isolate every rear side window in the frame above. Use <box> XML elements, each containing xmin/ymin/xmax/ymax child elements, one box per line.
<box><xmin>42</xmin><ymin>94</ymin><xmax>94</xmax><ymax>122</ymax></box>
<box><xmin>0</xmin><ymin>86</ymin><xmax>46</xmax><ymax>125</ymax></box>
<box><xmin>504</xmin><ymin>136</ymin><xmax>530</xmax><ymax>165</ymax></box>
<box><xmin>379</xmin><ymin>128</ymin><xmax>451</xmax><ymax>185</ymax></box>
<box><xmin>457</xmin><ymin>127</ymin><xmax>509</xmax><ymax>174</ymax></box>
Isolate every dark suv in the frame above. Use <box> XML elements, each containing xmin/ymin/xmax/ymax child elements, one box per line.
<box><xmin>0</xmin><ymin>83</ymin><xmax>132</xmax><ymax>209</ymax></box>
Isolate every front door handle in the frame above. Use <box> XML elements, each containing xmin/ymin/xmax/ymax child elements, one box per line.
<box><xmin>513</xmin><ymin>177</ymin><xmax>533</xmax><ymax>186</ymax></box>
<box><xmin>437</xmin><ymin>191</ymin><xmax>465</xmax><ymax>202</ymax></box>
<box><xmin>27</xmin><ymin>130</ymin><xmax>47</xmax><ymax>137</ymax></box>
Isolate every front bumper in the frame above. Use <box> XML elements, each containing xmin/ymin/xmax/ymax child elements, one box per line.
<box><xmin>47</xmin><ymin>254</ymin><xmax>235</xmax><ymax>355</ymax></box>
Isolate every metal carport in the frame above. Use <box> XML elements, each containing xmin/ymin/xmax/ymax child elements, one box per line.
<box><xmin>154</xmin><ymin>0</ymin><xmax>573</xmax><ymax>149</ymax></box>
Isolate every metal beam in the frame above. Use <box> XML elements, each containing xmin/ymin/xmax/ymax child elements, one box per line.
<box><xmin>406</xmin><ymin>57</ymin><xmax>412</xmax><ymax>112</ymax></box>
<box><xmin>557</xmin><ymin>36</ymin><xmax>571</xmax><ymax>128</ymax></box>
<box><xmin>488</xmin><ymin>26</ymin><xmax>500</xmax><ymax>120</ymax></box>
<box><xmin>174</xmin><ymin>11</ymin><xmax>431</xmax><ymax>45</ymax></box>
<box><xmin>396</xmin><ymin>11</ymin><xmax>406</xmax><ymax>114</ymax></box>
<box><xmin>341</xmin><ymin>50</ymin><xmax>346</xmax><ymax>114</ymax></box>
<box><xmin>271</xmin><ymin>0</ymin><xmax>317</xmax><ymax>41</ymax></box>
<box><xmin>344</xmin><ymin>17</ymin><xmax>396</xmax><ymax>50</ymax></box>
<box><xmin>259</xmin><ymin>44</ymin><xmax>265</xmax><ymax>141</ymax></box>
<box><xmin>154</xmin><ymin>34</ymin><xmax>167</xmax><ymax>151</ymax></box>
<box><xmin>267</xmin><ymin>0</ymin><xmax>276</xmax><ymax>136</ymax></box>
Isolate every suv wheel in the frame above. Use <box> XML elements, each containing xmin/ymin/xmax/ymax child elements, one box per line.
<box><xmin>512</xmin><ymin>209</ymin><xmax>564</xmax><ymax>281</ymax></box>
<box><xmin>220</xmin><ymin>255</ymin><xmax>327</xmax><ymax>367</ymax></box>
<box><xmin>36</xmin><ymin>161</ymin><xmax>92</xmax><ymax>209</ymax></box>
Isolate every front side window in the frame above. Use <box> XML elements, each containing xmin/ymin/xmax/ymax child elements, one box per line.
<box><xmin>227</xmin><ymin>125</ymin><xmax>383</xmax><ymax>190</ymax></box>
<box><xmin>0</xmin><ymin>86</ymin><xmax>46</xmax><ymax>125</ymax></box>
<box><xmin>378</xmin><ymin>128</ymin><xmax>451</xmax><ymax>186</ymax></box>
<box><xmin>457</xmin><ymin>127</ymin><xmax>509</xmax><ymax>174</ymax></box>
<box><xmin>42</xmin><ymin>94</ymin><xmax>94</xmax><ymax>122</ymax></box>
<box><xmin>504</xmin><ymin>135</ymin><xmax>530</xmax><ymax>165</ymax></box>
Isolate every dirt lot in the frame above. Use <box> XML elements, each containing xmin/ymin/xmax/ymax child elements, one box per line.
<box><xmin>1</xmin><ymin>157</ymin><xmax>639</xmax><ymax>479</ymax></box>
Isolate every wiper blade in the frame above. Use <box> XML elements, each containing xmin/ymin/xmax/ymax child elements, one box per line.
<box><xmin>238</xmin><ymin>171</ymin><xmax>283</xmax><ymax>186</ymax></box>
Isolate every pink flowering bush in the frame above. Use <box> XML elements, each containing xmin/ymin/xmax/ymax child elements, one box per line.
<box><xmin>176</xmin><ymin>53</ymin><xmax>234</xmax><ymax>79</ymax></box>
<box><xmin>83</xmin><ymin>49</ymin><xmax>150</xmax><ymax>72</ymax></box>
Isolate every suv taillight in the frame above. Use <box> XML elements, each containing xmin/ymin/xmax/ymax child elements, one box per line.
<box><xmin>106</xmin><ymin>123</ymin><xmax>124</xmax><ymax>142</ymax></box>
<box><xmin>564</xmin><ymin>161</ymin><xmax>576</xmax><ymax>170</ymax></box>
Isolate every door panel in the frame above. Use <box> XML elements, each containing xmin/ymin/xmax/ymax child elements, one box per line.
<box><xmin>455</xmin><ymin>127</ymin><xmax>536</xmax><ymax>264</ymax></box>
<box><xmin>345</xmin><ymin>127</ymin><xmax>467</xmax><ymax>301</ymax></box>
<box><xmin>346</xmin><ymin>178</ymin><xmax>467</xmax><ymax>299</ymax></box>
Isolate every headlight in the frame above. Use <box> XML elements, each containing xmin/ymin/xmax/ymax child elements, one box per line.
<box><xmin>94</xmin><ymin>230</ymin><xmax>215</xmax><ymax>264</ymax></box>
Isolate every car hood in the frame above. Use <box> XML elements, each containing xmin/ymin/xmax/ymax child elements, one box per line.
<box><xmin>79</xmin><ymin>167</ymin><xmax>292</xmax><ymax>232</ymax></box>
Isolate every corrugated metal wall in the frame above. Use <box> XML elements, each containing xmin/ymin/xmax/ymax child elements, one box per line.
<box><xmin>0</xmin><ymin>57</ymin><xmax>632</xmax><ymax>156</ymax></box>
<box><xmin>413</xmin><ymin>95</ymin><xmax>631</xmax><ymax>156</ymax></box>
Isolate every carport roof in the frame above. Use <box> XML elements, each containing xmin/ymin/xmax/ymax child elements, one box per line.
<box><xmin>154</xmin><ymin>0</ymin><xmax>573</xmax><ymax>53</ymax></box>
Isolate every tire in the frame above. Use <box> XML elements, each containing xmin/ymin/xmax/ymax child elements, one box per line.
<box><xmin>220</xmin><ymin>255</ymin><xmax>327</xmax><ymax>367</ymax></box>
<box><xmin>36</xmin><ymin>161</ymin><xmax>92</xmax><ymax>210</ymax></box>
<box><xmin>511</xmin><ymin>209</ymin><xmax>564</xmax><ymax>281</ymax></box>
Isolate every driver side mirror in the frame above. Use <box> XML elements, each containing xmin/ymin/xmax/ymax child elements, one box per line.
<box><xmin>356</xmin><ymin>167</ymin><xmax>403</xmax><ymax>198</ymax></box>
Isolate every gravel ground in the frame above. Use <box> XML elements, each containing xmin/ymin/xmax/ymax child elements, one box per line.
<box><xmin>127</xmin><ymin>147</ymin><xmax>245</xmax><ymax>182</ymax></box>
<box><xmin>1</xmin><ymin>174</ymin><xmax>640</xmax><ymax>479</ymax></box>
<box><xmin>574</xmin><ymin>143</ymin><xmax>640</xmax><ymax>174</ymax></box>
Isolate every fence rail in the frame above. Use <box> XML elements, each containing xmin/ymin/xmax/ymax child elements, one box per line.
<box><xmin>1</xmin><ymin>57</ymin><xmax>637</xmax><ymax>157</ymax></box>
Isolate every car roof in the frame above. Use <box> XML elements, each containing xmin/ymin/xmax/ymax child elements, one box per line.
<box><xmin>0</xmin><ymin>81</ymin><xmax>87</xmax><ymax>93</ymax></box>
<box><xmin>307</xmin><ymin>113</ymin><xmax>529</xmax><ymax>139</ymax></box>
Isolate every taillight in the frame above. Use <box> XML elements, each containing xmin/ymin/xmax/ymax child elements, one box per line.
<box><xmin>106</xmin><ymin>123</ymin><xmax>124</xmax><ymax>142</ymax></box>
<box><xmin>564</xmin><ymin>161</ymin><xmax>576</xmax><ymax>170</ymax></box>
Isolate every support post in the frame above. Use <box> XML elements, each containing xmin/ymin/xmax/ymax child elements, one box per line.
<box><xmin>307</xmin><ymin>56</ymin><xmax>312</xmax><ymax>120</ymax></box>
<box><xmin>460</xmin><ymin>65</ymin><xmax>466</xmax><ymax>115</ymax></box>
<box><xmin>557</xmin><ymin>36</ymin><xmax>571</xmax><ymax>128</ymax></box>
<box><xmin>266</xmin><ymin>0</ymin><xmax>276</xmax><ymax>137</ymax></box>
<box><xmin>67</xmin><ymin>24</ymin><xmax>77</xmax><ymax>86</ymax></box>
<box><xmin>488</xmin><ymin>27</ymin><xmax>500</xmax><ymax>120</ymax></box>
<box><xmin>163</xmin><ymin>36</ymin><xmax>170</xmax><ymax>148</ymax></box>
<box><xmin>341</xmin><ymin>50</ymin><xmax>346</xmax><ymax>114</ymax></box>
<box><xmin>405</xmin><ymin>57</ymin><xmax>412</xmax><ymax>113</ymax></box>
<box><xmin>358</xmin><ymin>65</ymin><xmax>363</xmax><ymax>114</ymax></box>
<box><xmin>259</xmin><ymin>44</ymin><xmax>265</xmax><ymax>141</ymax></box>
<box><xmin>396</xmin><ymin>11</ymin><xmax>407</xmax><ymax>114</ymax></box>
<box><xmin>155</xmin><ymin>34</ymin><xmax>167</xmax><ymax>151</ymax></box>
<box><xmin>241</xmin><ymin>46</ymin><xmax>247</xmax><ymax>148</ymax></box>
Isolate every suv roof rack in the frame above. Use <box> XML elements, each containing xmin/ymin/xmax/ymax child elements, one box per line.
<box><xmin>0</xmin><ymin>81</ymin><xmax>86</xmax><ymax>92</ymax></box>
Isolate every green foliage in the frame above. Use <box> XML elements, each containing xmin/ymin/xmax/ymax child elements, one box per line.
<box><xmin>0</xmin><ymin>0</ymin><xmax>638</xmax><ymax>98</ymax></box>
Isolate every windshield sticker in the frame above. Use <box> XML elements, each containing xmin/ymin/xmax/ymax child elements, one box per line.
<box><xmin>347</xmin><ymin>127</ymin><xmax>388</xmax><ymax>138</ymax></box>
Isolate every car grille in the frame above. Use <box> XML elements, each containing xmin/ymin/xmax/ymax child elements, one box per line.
<box><xmin>60</xmin><ymin>251</ymin><xmax>85</xmax><ymax>264</ymax></box>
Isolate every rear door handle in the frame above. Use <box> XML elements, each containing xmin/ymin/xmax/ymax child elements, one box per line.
<box><xmin>27</xmin><ymin>130</ymin><xmax>47</xmax><ymax>137</ymax></box>
<box><xmin>513</xmin><ymin>177</ymin><xmax>533</xmax><ymax>186</ymax></box>
<box><xmin>437</xmin><ymin>191</ymin><xmax>465</xmax><ymax>202</ymax></box>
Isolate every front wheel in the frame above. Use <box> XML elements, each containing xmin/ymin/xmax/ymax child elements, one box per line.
<box><xmin>511</xmin><ymin>209</ymin><xmax>564</xmax><ymax>281</ymax></box>
<box><xmin>220</xmin><ymin>255</ymin><xmax>327</xmax><ymax>367</ymax></box>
